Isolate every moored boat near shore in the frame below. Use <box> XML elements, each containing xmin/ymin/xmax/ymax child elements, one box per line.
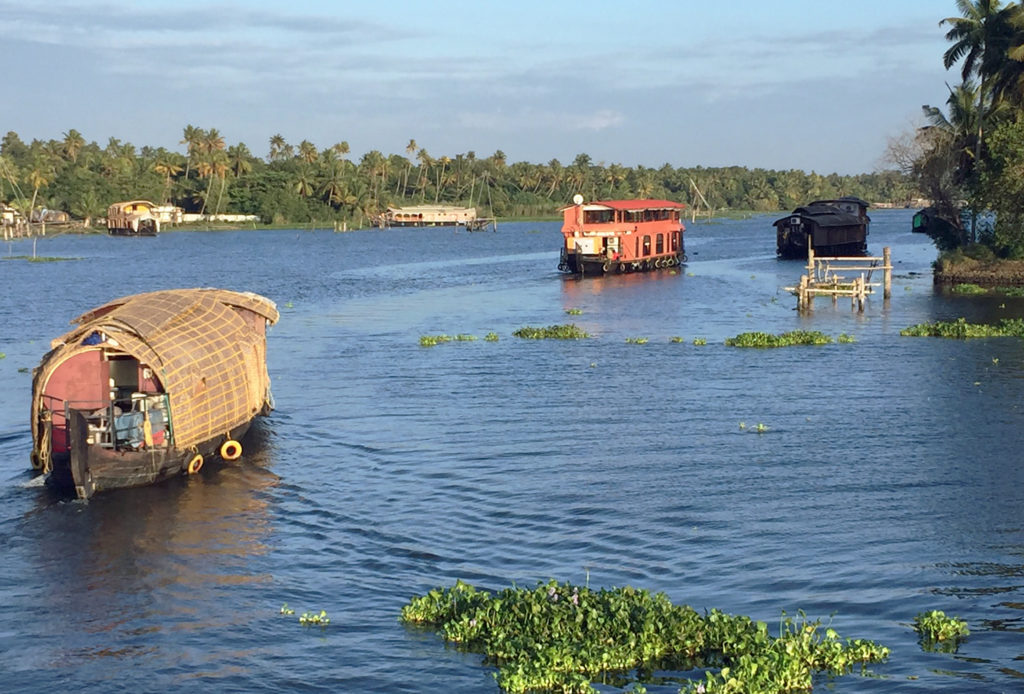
<box><xmin>30</xmin><ymin>288</ymin><xmax>279</xmax><ymax>499</ymax></box>
<box><xmin>558</xmin><ymin>196</ymin><xmax>686</xmax><ymax>276</ymax></box>
<box><xmin>107</xmin><ymin>200</ymin><xmax>161</xmax><ymax>236</ymax></box>
<box><xmin>773</xmin><ymin>196</ymin><xmax>870</xmax><ymax>259</ymax></box>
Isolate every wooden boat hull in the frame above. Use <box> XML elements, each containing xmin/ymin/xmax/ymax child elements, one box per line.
<box><xmin>48</xmin><ymin>411</ymin><xmax>252</xmax><ymax>499</ymax></box>
<box><xmin>560</xmin><ymin>249</ymin><xmax>685</xmax><ymax>276</ymax></box>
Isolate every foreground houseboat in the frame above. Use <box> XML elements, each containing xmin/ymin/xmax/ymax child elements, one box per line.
<box><xmin>558</xmin><ymin>196</ymin><xmax>686</xmax><ymax>275</ymax></box>
<box><xmin>30</xmin><ymin>289</ymin><xmax>279</xmax><ymax>499</ymax></box>
<box><xmin>107</xmin><ymin>200</ymin><xmax>160</xmax><ymax>236</ymax></box>
<box><xmin>773</xmin><ymin>196</ymin><xmax>870</xmax><ymax>259</ymax></box>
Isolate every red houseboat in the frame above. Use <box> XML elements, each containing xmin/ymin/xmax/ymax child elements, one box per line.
<box><xmin>558</xmin><ymin>196</ymin><xmax>686</xmax><ymax>276</ymax></box>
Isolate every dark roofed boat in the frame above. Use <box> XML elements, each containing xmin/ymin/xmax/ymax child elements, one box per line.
<box><xmin>30</xmin><ymin>288</ymin><xmax>278</xmax><ymax>499</ymax></box>
<box><xmin>773</xmin><ymin>196</ymin><xmax>870</xmax><ymax>259</ymax></box>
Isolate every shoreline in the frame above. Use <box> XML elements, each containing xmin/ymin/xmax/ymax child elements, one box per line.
<box><xmin>933</xmin><ymin>257</ymin><xmax>1024</xmax><ymax>286</ymax></box>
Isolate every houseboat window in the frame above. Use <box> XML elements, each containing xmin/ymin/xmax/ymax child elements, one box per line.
<box><xmin>635</xmin><ymin>237</ymin><xmax>639</xmax><ymax>257</ymax></box>
<box><xmin>584</xmin><ymin>209</ymin><xmax>614</xmax><ymax>224</ymax></box>
<box><xmin>655</xmin><ymin>234</ymin><xmax>664</xmax><ymax>254</ymax></box>
<box><xmin>642</xmin><ymin>235</ymin><xmax>651</xmax><ymax>256</ymax></box>
<box><xmin>670</xmin><ymin>232</ymin><xmax>679</xmax><ymax>252</ymax></box>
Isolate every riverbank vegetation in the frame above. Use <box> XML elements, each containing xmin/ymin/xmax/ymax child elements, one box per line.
<box><xmin>400</xmin><ymin>580</ymin><xmax>890</xmax><ymax>694</ymax></box>
<box><xmin>901</xmin><ymin>316</ymin><xmax>1024</xmax><ymax>337</ymax></box>
<box><xmin>0</xmin><ymin>125</ymin><xmax>910</xmax><ymax>229</ymax></box>
<box><xmin>892</xmin><ymin>1</ymin><xmax>1024</xmax><ymax>279</ymax></box>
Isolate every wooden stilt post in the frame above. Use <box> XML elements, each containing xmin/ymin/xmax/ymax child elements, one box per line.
<box><xmin>798</xmin><ymin>274</ymin><xmax>809</xmax><ymax>311</ymax></box>
<box><xmin>883</xmin><ymin>246</ymin><xmax>892</xmax><ymax>300</ymax></box>
<box><xmin>807</xmin><ymin>245</ymin><xmax>815</xmax><ymax>282</ymax></box>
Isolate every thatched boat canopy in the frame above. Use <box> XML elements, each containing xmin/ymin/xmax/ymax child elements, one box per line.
<box><xmin>33</xmin><ymin>289</ymin><xmax>279</xmax><ymax>461</ymax></box>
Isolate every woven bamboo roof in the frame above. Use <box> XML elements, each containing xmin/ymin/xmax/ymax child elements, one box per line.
<box><xmin>37</xmin><ymin>288</ymin><xmax>278</xmax><ymax>450</ymax></box>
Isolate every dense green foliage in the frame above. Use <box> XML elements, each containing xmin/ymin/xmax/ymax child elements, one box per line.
<box><xmin>724</xmin><ymin>330</ymin><xmax>834</xmax><ymax>347</ymax></box>
<box><xmin>0</xmin><ymin>127</ymin><xmax>910</xmax><ymax>227</ymax></box>
<box><xmin>913</xmin><ymin>610</ymin><xmax>970</xmax><ymax>642</ymax></box>
<box><xmin>900</xmin><ymin>316</ymin><xmax>1024</xmax><ymax>337</ymax></box>
<box><xmin>512</xmin><ymin>324</ymin><xmax>591</xmax><ymax>340</ymax></box>
<box><xmin>901</xmin><ymin>1</ymin><xmax>1024</xmax><ymax>257</ymax></box>
<box><xmin>401</xmin><ymin>580</ymin><xmax>889</xmax><ymax>694</ymax></box>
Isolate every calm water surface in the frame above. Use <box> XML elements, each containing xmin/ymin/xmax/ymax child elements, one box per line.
<box><xmin>1</xmin><ymin>210</ymin><xmax>1023</xmax><ymax>692</ymax></box>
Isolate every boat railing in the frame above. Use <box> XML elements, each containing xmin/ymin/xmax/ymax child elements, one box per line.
<box><xmin>47</xmin><ymin>393</ymin><xmax>173</xmax><ymax>451</ymax></box>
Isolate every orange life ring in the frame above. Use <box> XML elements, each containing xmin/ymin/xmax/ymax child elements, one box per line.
<box><xmin>220</xmin><ymin>439</ymin><xmax>242</xmax><ymax>461</ymax></box>
<box><xmin>187</xmin><ymin>453</ymin><xmax>204</xmax><ymax>475</ymax></box>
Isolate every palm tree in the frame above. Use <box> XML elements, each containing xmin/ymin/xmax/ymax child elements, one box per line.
<box><xmin>269</xmin><ymin>134</ymin><xmax>287</xmax><ymax>162</ymax></box>
<box><xmin>227</xmin><ymin>143</ymin><xmax>253</xmax><ymax>178</ymax></box>
<box><xmin>26</xmin><ymin>158</ymin><xmax>51</xmax><ymax>227</ymax></box>
<box><xmin>152</xmin><ymin>151</ymin><xmax>184</xmax><ymax>202</ymax></box>
<box><xmin>180</xmin><ymin>125</ymin><xmax>202</xmax><ymax>179</ymax></box>
<box><xmin>416</xmin><ymin>148</ymin><xmax>432</xmax><ymax>201</ymax></box>
<box><xmin>298</xmin><ymin>140</ymin><xmax>318</xmax><ymax>165</ymax></box>
<box><xmin>942</xmin><ymin>1</ymin><xmax>1019</xmax><ymax>170</ymax></box>
<box><xmin>62</xmin><ymin>129</ymin><xmax>85</xmax><ymax>163</ymax></box>
<box><xmin>401</xmin><ymin>139</ymin><xmax>417</xmax><ymax>197</ymax></box>
<box><xmin>434</xmin><ymin>155</ymin><xmax>450</xmax><ymax>202</ymax></box>
<box><xmin>321</xmin><ymin>160</ymin><xmax>348</xmax><ymax>207</ymax></box>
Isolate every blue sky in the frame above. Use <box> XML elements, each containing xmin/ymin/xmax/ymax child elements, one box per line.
<box><xmin>0</xmin><ymin>0</ymin><xmax>955</xmax><ymax>174</ymax></box>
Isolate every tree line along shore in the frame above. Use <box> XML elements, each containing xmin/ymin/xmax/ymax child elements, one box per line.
<box><xmin>0</xmin><ymin>127</ymin><xmax>911</xmax><ymax>234</ymax></box>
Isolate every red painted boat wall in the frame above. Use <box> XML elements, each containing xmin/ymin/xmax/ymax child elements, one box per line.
<box><xmin>41</xmin><ymin>350</ymin><xmax>109</xmax><ymax>453</ymax></box>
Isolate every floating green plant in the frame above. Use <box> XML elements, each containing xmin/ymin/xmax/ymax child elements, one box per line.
<box><xmin>280</xmin><ymin>603</ymin><xmax>295</xmax><ymax>615</ymax></box>
<box><xmin>299</xmin><ymin>609</ymin><xmax>330</xmax><ymax>626</ymax></box>
<box><xmin>565</xmin><ymin>308</ymin><xmax>583</xmax><ymax>315</ymax></box>
<box><xmin>693</xmin><ymin>337</ymin><xmax>707</xmax><ymax>345</ymax></box>
<box><xmin>419</xmin><ymin>334</ymin><xmax>454</xmax><ymax>347</ymax></box>
<box><xmin>838</xmin><ymin>333</ymin><xmax>856</xmax><ymax>343</ymax></box>
<box><xmin>951</xmin><ymin>283</ymin><xmax>988</xmax><ymax>295</ymax></box>
<box><xmin>756</xmin><ymin>423</ymin><xmax>768</xmax><ymax>433</ymax></box>
<box><xmin>625</xmin><ymin>337</ymin><xmax>648</xmax><ymax>344</ymax></box>
<box><xmin>401</xmin><ymin>581</ymin><xmax>889</xmax><ymax>694</ymax></box>
<box><xmin>484</xmin><ymin>332</ymin><xmax>499</xmax><ymax>342</ymax></box>
<box><xmin>512</xmin><ymin>324</ymin><xmax>590</xmax><ymax>340</ymax></box>
<box><xmin>670</xmin><ymin>336</ymin><xmax>685</xmax><ymax>343</ymax></box>
<box><xmin>913</xmin><ymin>610</ymin><xmax>968</xmax><ymax>652</ymax></box>
<box><xmin>2</xmin><ymin>255</ymin><xmax>78</xmax><ymax>263</ymax></box>
<box><xmin>456</xmin><ymin>334</ymin><xmax>477</xmax><ymax>341</ymax></box>
<box><xmin>0</xmin><ymin>352</ymin><xmax>5</xmax><ymax>359</ymax></box>
<box><xmin>725</xmin><ymin>330</ymin><xmax>833</xmax><ymax>348</ymax></box>
<box><xmin>900</xmin><ymin>317</ymin><xmax>1024</xmax><ymax>338</ymax></box>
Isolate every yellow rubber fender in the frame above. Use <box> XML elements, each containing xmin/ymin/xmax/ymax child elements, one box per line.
<box><xmin>220</xmin><ymin>439</ymin><xmax>242</xmax><ymax>461</ymax></box>
<box><xmin>187</xmin><ymin>453</ymin><xmax>204</xmax><ymax>475</ymax></box>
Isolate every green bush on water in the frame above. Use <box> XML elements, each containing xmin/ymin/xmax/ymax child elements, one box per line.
<box><xmin>419</xmin><ymin>334</ymin><xmax>453</xmax><ymax>347</ymax></box>
<box><xmin>513</xmin><ymin>324</ymin><xmax>590</xmax><ymax>340</ymax></box>
<box><xmin>401</xmin><ymin>580</ymin><xmax>889</xmax><ymax>694</ymax></box>
<box><xmin>913</xmin><ymin>610</ymin><xmax>968</xmax><ymax>652</ymax></box>
<box><xmin>626</xmin><ymin>336</ymin><xmax>648</xmax><ymax>344</ymax></box>
<box><xmin>725</xmin><ymin>330</ymin><xmax>833</xmax><ymax>348</ymax></box>
<box><xmin>900</xmin><ymin>317</ymin><xmax>1024</xmax><ymax>338</ymax></box>
<box><xmin>484</xmin><ymin>332</ymin><xmax>499</xmax><ymax>341</ymax></box>
<box><xmin>951</xmin><ymin>283</ymin><xmax>988</xmax><ymax>295</ymax></box>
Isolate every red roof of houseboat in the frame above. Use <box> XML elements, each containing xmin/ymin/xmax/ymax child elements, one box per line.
<box><xmin>562</xmin><ymin>199</ymin><xmax>686</xmax><ymax>211</ymax></box>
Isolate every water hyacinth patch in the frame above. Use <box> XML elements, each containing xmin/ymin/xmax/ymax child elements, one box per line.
<box><xmin>913</xmin><ymin>610</ymin><xmax>968</xmax><ymax>652</ymax></box>
<box><xmin>456</xmin><ymin>334</ymin><xmax>477</xmax><ymax>341</ymax></box>
<box><xmin>400</xmin><ymin>580</ymin><xmax>889</xmax><ymax>694</ymax></box>
<box><xmin>419</xmin><ymin>334</ymin><xmax>453</xmax><ymax>347</ymax></box>
<box><xmin>693</xmin><ymin>337</ymin><xmax>707</xmax><ymax>345</ymax></box>
<box><xmin>900</xmin><ymin>317</ymin><xmax>1024</xmax><ymax>338</ymax></box>
<box><xmin>725</xmin><ymin>330</ymin><xmax>833</xmax><ymax>348</ymax></box>
<box><xmin>670</xmin><ymin>336</ymin><xmax>685</xmax><ymax>343</ymax></box>
<box><xmin>625</xmin><ymin>337</ymin><xmax>648</xmax><ymax>344</ymax></box>
<box><xmin>565</xmin><ymin>308</ymin><xmax>583</xmax><ymax>315</ymax></box>
<box><xmin>951</xmin><ymin>283</ymin><xmax>988</xmax><ymax>295</ymax></box>
<box><xmin>512</xmin><ymin>324</ymin><xmax>590</xmax><ymax>340</ymax></box>
<box><xmin>484</xmin><ymin>332</ymin><xmax>499</xmax><ymax>341</ymax></box>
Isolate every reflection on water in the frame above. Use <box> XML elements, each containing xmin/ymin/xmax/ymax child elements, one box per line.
<box><xmin>2</xmin><ymin>212</ymin><xmax>1024</xmax><ymax>691</ymax></box>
